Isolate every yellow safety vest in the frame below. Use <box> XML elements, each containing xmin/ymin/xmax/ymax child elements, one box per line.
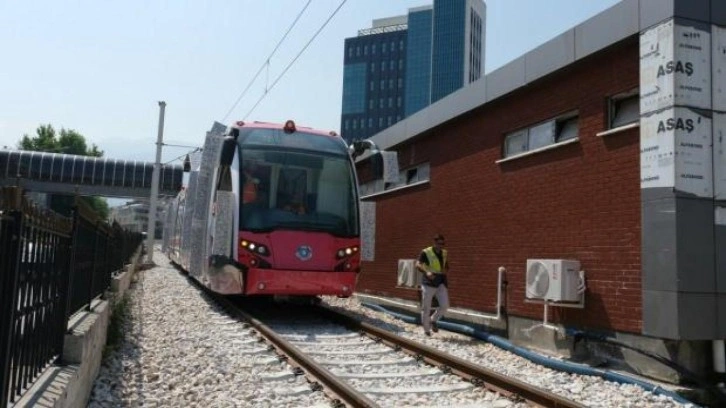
<box><xmin>423</xmin><ymin>247</ymin><xmax>447</xmax><ymax>274</ymax></box>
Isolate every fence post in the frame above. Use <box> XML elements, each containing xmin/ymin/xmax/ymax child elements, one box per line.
<box><xmin>0</xmin><ymin>189</ymin><xmax>24</xmax><ymax>406</ymax></box>
<box><xmin>88</xmin><ymin>222</ymin><xmax>100</xmax><ymax>312</ymax></box>
<box><xmin>56</xmin><ymin>204</ymin><xmax>79</xmax><ymax>365</ymax></box>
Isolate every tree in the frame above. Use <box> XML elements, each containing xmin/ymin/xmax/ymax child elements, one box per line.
<box><xmin>18</xmin><ymin>124</ymin><xmax>109</xmax><ymax>219</ymax></box>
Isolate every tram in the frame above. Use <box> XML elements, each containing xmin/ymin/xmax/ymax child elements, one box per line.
<box><xmin>164</xmin><ymin>120</ymin><xmax>381</xmax><ymax>298</ymax></box>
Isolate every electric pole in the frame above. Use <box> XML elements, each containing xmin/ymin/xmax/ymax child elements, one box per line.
<box><xmin>145</xmin><ymin>101</ymin><xmax>166</xmax><ymax>263</ymax></box>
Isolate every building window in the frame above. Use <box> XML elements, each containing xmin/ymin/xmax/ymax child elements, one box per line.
<box><xmin>398</xmin><ymin>78</ymin><xmax>403</xmax><ymax>88</ymax></box>
<box><xmin>397</xmin><ymin>97</ymin><xmax>402</xmax><ymax>107</ymax></box>
<box><xmin>380</xmin><ymin>80</ymin><xmax>385</xmax><ymax>90</ymax></box>
<box><xmin>504</xmin><ymin>130</ymin><xmax>527</xmax><ymax>157</ymax></box>
<box><xmin>368</xmin><ymin>118</ymin><xmax>373</xmax><ymax>128</ymax></box>
<box><xmin>379</xmin><ymin>117</ymin><xmax>384</xmax><ymax>127</ymax></box>
<box><xmin>356</xmin><ymin>46</ymin><xmax>360</xmax><ymax>56</ymax></box>
<box><xmin>382</xmin><ymin>162</ymin><xmax>431</xmax><ymax>192</ymax></box>
<box><xmin>379</xmin><ymin>98</ymin><xmax>384</xmax><ymax>108</ymax></box>
<box><xmin>503</xmin><ymin>113</ymin><xmax>579</xmax><ymax>158</ymax></box>
<box><xmin>371</xmin><ymin>62</ymin><xmax>375</xmax><ymax>72</ymax></box>
<box><xmin>382</xmin><ymin>43</ymin><xmax>387</xmax><ymax>53</ymax></box>
<box><xmin>381</xmin><ymin>61</ymin><xmax>386</xmax><ymax>71</ymax></box>
<box><xmin>388</xmin><ymin>116</ymin><xmax>393</xmax><ymax>126</ymax></box>
<box><xmin>369</xmin><ymin>99</ymin><xmax>374</xmax><ymax>110</ymax></box>
<box><xmin>397</xmin><ymin>115</ymin><xmax>402</xmax><ymax>121</ymax></box>
<box><xmin>348</xmin><ymin>47</ymin><xmax>353</xmax><ymax>57</ymax></box>
<box><xmin>372</xmin><ymin>44</ymin><xmax>377</xmax><ymax>54</ymax></box>
<box><xmin>399</xmin><ymin>40</ymin><xmax>404</xmax><ymax>51</ymax></box>
<box><xmin>344</xmin><ymin>119</ymin><xmax>349</xmax><ymax>130</ymax></box>
<box><xmin>399</xmin><ymin>59</ymin><xmax>404</xmax><ymax>70</ymax></box>
<box><xmin>364</xmin><ymin>45</ymin><xmax>369</xmax><ymax>55</ymax></box>
<box><xmin>370</xmin><ymin>81</ymin><xmax>375</xmax><ymax>91</ymax></box>
<box><xmin>390</xmin><ymin>41</ymin><xmax>395</xmax><ymax>52</ymax></box>
<box><xmin>556</xmin><ymin>116</ymin><xmax>579</xmax><ymax>142</ymax></box>
<box><xmin>353</xmin><ymin>120</ymin><xmax>358</xmax><ymax>129</ymax></box>
<box><xmin>609</xmin><ymin>90</ymin><xmax>639</xmax><ymax>128</ymax></box>
<box><xmin>388</xmin><ymin>79</ymin><xmax>394</xmax><ymax>89</ymax></box>
<box><xmin>388</xmin><ymin>97</ymin><xmax>393</xmax><ymax>108</ymax></box>
<box><xmin>361</xmin><ymin>118</ymin><xmax>366</xmax><ymax>129</ymax></box>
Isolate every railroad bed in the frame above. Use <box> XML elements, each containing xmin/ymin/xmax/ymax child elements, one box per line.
<box><xmin>88</xmin><ymin>254</ymin><xmax>693</xmax><ymax>407</ymax></box>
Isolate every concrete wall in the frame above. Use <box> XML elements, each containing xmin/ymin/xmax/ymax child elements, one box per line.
<box><xmin>14</xmin><ymin>257</ymin><xmax>139</xmax><ymax>408</ymax></box>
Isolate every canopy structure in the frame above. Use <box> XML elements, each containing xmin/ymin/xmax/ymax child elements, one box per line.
<box><xmin>0</xmin><ymin>150</ymin><xmax>183</xmax><ymax>198</ymax></box>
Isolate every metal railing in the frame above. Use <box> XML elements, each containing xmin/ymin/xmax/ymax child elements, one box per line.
<box><xmin>0</xmin><ymin>187</ymin><xmax>142</xmax><ymax>406</ymax></box>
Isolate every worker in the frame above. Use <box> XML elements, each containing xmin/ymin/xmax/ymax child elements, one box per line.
<box><xmin>416</xmin><ymin>234</ymin><xmax>450</xmax><ymax>336</ymax></box>
<box><xmin>242</xmin><ymin>163</ymin><xmax>260</xmax><ymax>204</ymax></box>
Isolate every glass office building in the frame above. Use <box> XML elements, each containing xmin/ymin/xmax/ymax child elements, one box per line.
<box><xmin>405</xmin><ymin>7</ymin><xmax>434</xmax><ymax>117</ymax></box>
<box><xmin>341</xmin><ymin>0</ymin><xmax>485</xmax><ymax>143</ymax></box>
<box><xmin>341</xmin><ymin>18</ymin><xmax>408</xmax><ymax>143</ymax></box>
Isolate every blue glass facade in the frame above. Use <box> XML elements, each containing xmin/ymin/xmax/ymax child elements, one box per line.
<box><xmin>405</xmin><ymin>8</ymin><xmax>433</xmax><ymax>117</ymax></box>
<box><xmin>431</xmin><ymin>0</ymin><xmax>466</xmax><ymax>103</ymax></box>
<box><xmin>341</xmin><ymin>0</ymin><xmax>483</xmax><ymax>143</ymax></box>
<box><xmin>342</xmin><ymin>63</ymin><xmax>367</xmax><ymax>115</ymax></box>
<box><xmin>341</xmin><ymin>31</ymin><xmax>407</xmax><ymax>143</ymax></box>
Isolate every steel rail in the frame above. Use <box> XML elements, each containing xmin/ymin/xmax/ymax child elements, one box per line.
<box><xmin>316</xmin><ymin>306</ymin><xmax>587</xmax><ymax>408</ymax></box>
<box><xmin>183</xmin><ymin>276</ymin><xmax>379</xmax><ymax>408</ymax></box>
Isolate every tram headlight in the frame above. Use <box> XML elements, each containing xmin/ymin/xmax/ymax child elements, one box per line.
<box><xmin>336</xmin><ymin>245</ymin><xmax>359</xmax><ymax>259</ymax></box>
<box><xmin>240</xmin><ymin>239</ymin><xmax>269</xmax><ymax>257</ymax></box>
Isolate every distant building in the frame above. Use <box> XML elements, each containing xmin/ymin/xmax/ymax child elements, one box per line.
<box><xmin>109</xmin><ymin>200</ymin><xmax>166</xmax><ymax>238</ymax></box>
<box><xmin>341</xmin><ymin>0</ymin><xmax>486</xmax><ymax>143</ymax></box>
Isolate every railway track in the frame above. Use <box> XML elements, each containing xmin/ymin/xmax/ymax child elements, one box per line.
<box><xmin>198</xmin><ymin>288</ymin><xmax>586</xmax><ymax>407</ymax></box>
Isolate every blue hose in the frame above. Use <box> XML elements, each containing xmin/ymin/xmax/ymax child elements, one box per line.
<box><xmin>361</xmin><ymin>302</ymin><xmax>697</xmax><ymax>406</ymax></box>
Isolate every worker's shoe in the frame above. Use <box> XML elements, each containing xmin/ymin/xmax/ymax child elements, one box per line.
<box><xmin>424</xmin><ymin>330</ymin><xmax>432</xmax><ymax>336</ymax></box>
<box><xmin>432</xmin><ymin>322</ymin><xmax>439</xmax><ymax>333</ymax></box>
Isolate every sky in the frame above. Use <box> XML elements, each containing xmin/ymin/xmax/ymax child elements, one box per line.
<box><xmin>0</xmin><ymin>0</ymin><xmax>620</xmax><ymax>174</ymax></box>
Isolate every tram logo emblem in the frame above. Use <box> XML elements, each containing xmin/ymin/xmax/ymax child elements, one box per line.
<box><xmin>296</xmin><ymin>245</ymin><xmax>313</xmax><ymax>261</ymax></box>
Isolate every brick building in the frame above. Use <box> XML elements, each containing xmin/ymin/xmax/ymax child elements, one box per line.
<box><xmin>354</xmin><ymin>0</ymin><xmax>726</xmax><ymax>385</ymax></box>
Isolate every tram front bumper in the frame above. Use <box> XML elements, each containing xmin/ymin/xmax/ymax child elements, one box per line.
<box><xmin>245</xmin><ymin>268</ymin><xmax>357</xmax><ymax>297</ymax></box>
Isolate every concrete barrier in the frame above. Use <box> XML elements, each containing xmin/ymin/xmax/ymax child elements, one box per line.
<box><xmin>14</xmin><ymin>253</ymin><xmax>140</xmax><ymax>408</ymax></box>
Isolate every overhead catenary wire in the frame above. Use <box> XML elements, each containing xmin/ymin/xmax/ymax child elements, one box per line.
<box><xmin>243</xmin><ymin>0</ymin><xmax>348</xmax><ymax>121</ymax></box>
<box><xmin>221</xmin><ymin>0</ymin><xmax>313</xmax><ymax>123</ymax></box>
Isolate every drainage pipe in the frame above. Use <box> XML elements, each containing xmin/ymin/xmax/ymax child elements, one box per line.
<box><xmin>362</xmin><ymin>302</ymin><xmax>696</xmax><ymax>406</ymax></box>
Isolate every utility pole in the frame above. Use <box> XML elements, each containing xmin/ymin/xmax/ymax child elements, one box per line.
<box><xmin>145</xmin><ymin>101</ymin><xmax>166</xmax><ymax>263</ymax></box>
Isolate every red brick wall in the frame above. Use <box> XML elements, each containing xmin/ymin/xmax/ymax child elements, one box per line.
<box><xmin>357</xmin><ymin>38</ymin><xmax>643</xmax><ymax>333</ymax></box>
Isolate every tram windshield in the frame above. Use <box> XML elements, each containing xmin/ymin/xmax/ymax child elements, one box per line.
<box><xmin>238</xmin><ymin>130</ymin><xmax>358</xmax><ymax>237</ymax></box>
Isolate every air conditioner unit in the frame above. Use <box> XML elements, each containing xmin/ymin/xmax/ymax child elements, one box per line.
<box><xmin>396</xmin><ymin>259</ymin><xmax>420</xmax><ymax>288</ymax></box>
<box><xmin>526</xmin><ymin>259</ymin><xmax>581</xmax><ymax>302</ymax></box>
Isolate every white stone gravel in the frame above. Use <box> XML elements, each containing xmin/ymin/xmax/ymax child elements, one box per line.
<box><xmin>321</xmin><ymin>296</ymin><xmax>697</xmax><ymax>408</ymax></box>
<box><xmin>88</xmin><ymin>254</ymin><xmax>331</xmax><ymax>408</ymax></box>
<box><xmin>88</xmin><ymin>252</ymin><xmax>697</xmax><ymax>407</ymax></box>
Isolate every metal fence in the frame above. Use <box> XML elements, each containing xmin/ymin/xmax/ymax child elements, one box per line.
<box><xmin>0</xmin><ymin>187</ymin><xmax>142</xmax><ymax>406</ymax></box>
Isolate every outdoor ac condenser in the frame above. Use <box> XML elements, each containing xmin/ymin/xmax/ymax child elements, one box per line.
<box><xmin>525</xmin><ymin>259</ymin><xmax>581</xmax><ymax>302</ymax></box>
